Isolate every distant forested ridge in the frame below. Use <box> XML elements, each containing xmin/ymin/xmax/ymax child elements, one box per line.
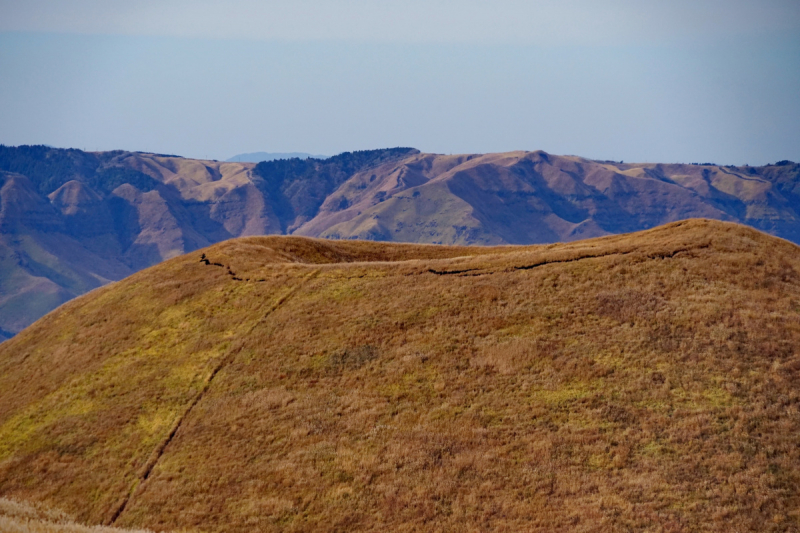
<box><xmin>252</xmin><ymin>148</ymin><xmax>419</xmax><ymax>231</ymax></box>
<box><xmin>226</xmin><ymin>151</ymin><xmax>328</xmax><ymax>163</ymax></box>
<box><xmin>0</xmin><ymin>145</ymin><xmax>159</xmax><ymax>195</ymax></box>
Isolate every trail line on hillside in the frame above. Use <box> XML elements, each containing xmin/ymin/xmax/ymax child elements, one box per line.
<box><xmin>425</xmin><ymin>245</ymin><xmax>708</xmax><ymax>276</ymax></box>
<box><xmin>510</xmin><ymin>245</ymin><xmax>707</xmax><ymax>271</ymax></box>
<box><xmin>717</xmin><ymin>166</ymin><xmax>768</xmax><ymax>183</ymax></box>
<box><xmin>105</xmin><ymin>269</ymin><xmax>321</xmax><ymax>526</ymax></box>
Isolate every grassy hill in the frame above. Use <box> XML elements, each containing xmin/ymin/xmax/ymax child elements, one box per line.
<box><xmin>2</xmin><ymin>145</ymin><xmax>799</xmax><ymax>340</ymax></box>
<box><xmin>0</xmin><ymin>146</ymin><xmax>418</xmax><ymax>338</ymax></box>
<box><xmin>0</xmin><ymin>219</ymin><xmax>798</xmax><ymax>531</ymax></box>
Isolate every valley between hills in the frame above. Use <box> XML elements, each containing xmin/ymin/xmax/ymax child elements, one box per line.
<box><xmin>1</xmin><ymin>145</ymin><xmax>799</xmax><ymax>340</ymax></box>
<box><xmin>0</xmin><ymin>219</ymin><xmax>798</xmax><ymax>532</ymax></box>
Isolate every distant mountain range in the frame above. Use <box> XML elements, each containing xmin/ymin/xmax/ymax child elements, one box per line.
<box><xmin>225</xmin><ymin>151</ymin><xmax>329</xmax><ymax>163</ymax></box>
<box><xmin>0</xmin><ymin>144</ymin><xmax>798</xmax><ymax>339</ymax></box>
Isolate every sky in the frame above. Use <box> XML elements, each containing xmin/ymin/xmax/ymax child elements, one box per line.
<box><xmin>0</xmin><ymin>0</ymin><xmax>798</xmax><ymax>164</ymax></box>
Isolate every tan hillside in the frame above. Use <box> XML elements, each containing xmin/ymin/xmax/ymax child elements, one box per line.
<box><xmin>2</xmin><ymin>145</ymin><xmax>799</xmax><ymax>339</ymax></box>
<box><xmin>302</xmin><ymin>151</ymin><xmax>799</xmax><ymax>244</ymax></box>
<box><xmin>0</xmin><ymin>219</ymin><xmax>798</xmax><ymax>531</ymax></box>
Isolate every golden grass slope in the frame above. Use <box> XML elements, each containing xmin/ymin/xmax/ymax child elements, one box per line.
<box><xmin>0</xmin><ymin>219</ymin><xmax>799</xmax><ymax>532</ymax></box>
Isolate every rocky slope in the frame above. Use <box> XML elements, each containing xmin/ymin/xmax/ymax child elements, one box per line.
<box><xmin>1</xmin><ymin>144</ymin><xmax>798</xmax><ymax>338</ymax></box>
<box><xmin>0</xmin><ymin>220</ymin><xmax>798</xmax><ymax>531</ymax></box>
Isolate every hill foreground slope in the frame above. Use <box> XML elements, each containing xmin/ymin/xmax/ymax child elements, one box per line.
<box><xmin>0</xmin><ymin>496</ymin><xmax>153</xmax><ymax>533</ymax></box>
<box><xmin>0</xmin><ymin>219</ymin><xmax>799</xmax><ymax>532</ymax></box>
<box><xmin>2</xmin><ymin>144</ymin><xmax>799</xmax><ymax>339</ymax></box>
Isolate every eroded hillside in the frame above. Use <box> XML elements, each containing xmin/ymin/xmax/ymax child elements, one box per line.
<box><xmin>0</xmin><ymin>220</ymin><xmax>798</xmax><ymax>532</ymax></box>
<box><xmin>2</xmin><ymin>145</ymin><xmax>799</xmax><ymax>339</ymax></box>
<box><xmin>1</xmin><ymin>145</ymin><xmax>799</xmax><ymax>339</ymax></box>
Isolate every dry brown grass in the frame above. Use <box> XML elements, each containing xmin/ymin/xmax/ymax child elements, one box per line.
<box><xmin>0</xmin><ymin>219</ymin><xmax>799</xmax><ymax>532</ymax></box>
<box><xmin>0</xmin><ymin>497</ymin><xmax>155</xmax><ymax>532</ymax></box>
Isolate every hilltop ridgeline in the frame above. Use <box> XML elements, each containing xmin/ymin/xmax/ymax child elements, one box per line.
<box><xmin>1</xmin><ymin>144</ymin><xmax>798</xmax><ymax>338</ymax></box>
<box><xmin>0</xmin><ymin>219</ymin><xmax>798</xmax><ymax>531</ymax></box>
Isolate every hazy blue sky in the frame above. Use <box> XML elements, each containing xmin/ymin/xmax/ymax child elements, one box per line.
<box><xmin>1</xmin><ymin>0</ymin><xmax>798</xmax><ymax>164</ymax></box>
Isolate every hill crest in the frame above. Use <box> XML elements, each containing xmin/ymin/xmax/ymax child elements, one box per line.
<box><xmin>1</xmin><ymin>219</ymin><xmax>799</xmax><ymax>531</ymax></box>
<box><xmin>1</xmin><ymin>144</ymin><xmax>799</xmax><ymax>339</ymax></box>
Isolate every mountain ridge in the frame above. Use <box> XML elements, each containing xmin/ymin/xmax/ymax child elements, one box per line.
<box><xmin>0</xmin><ymin>144</ymin><xmax>798</xmax><ymax>338</ymax></box>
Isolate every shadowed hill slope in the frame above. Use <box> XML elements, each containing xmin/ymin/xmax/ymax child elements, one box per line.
<box><xmin>0</xmin><ymin>219</ymin><xmax>799</xmax><ymax>532</ymax></box>
<box><xmin>301</xmin><ymin>151</ymin><xmax>800</xmax><ymax>245</ymax></box>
